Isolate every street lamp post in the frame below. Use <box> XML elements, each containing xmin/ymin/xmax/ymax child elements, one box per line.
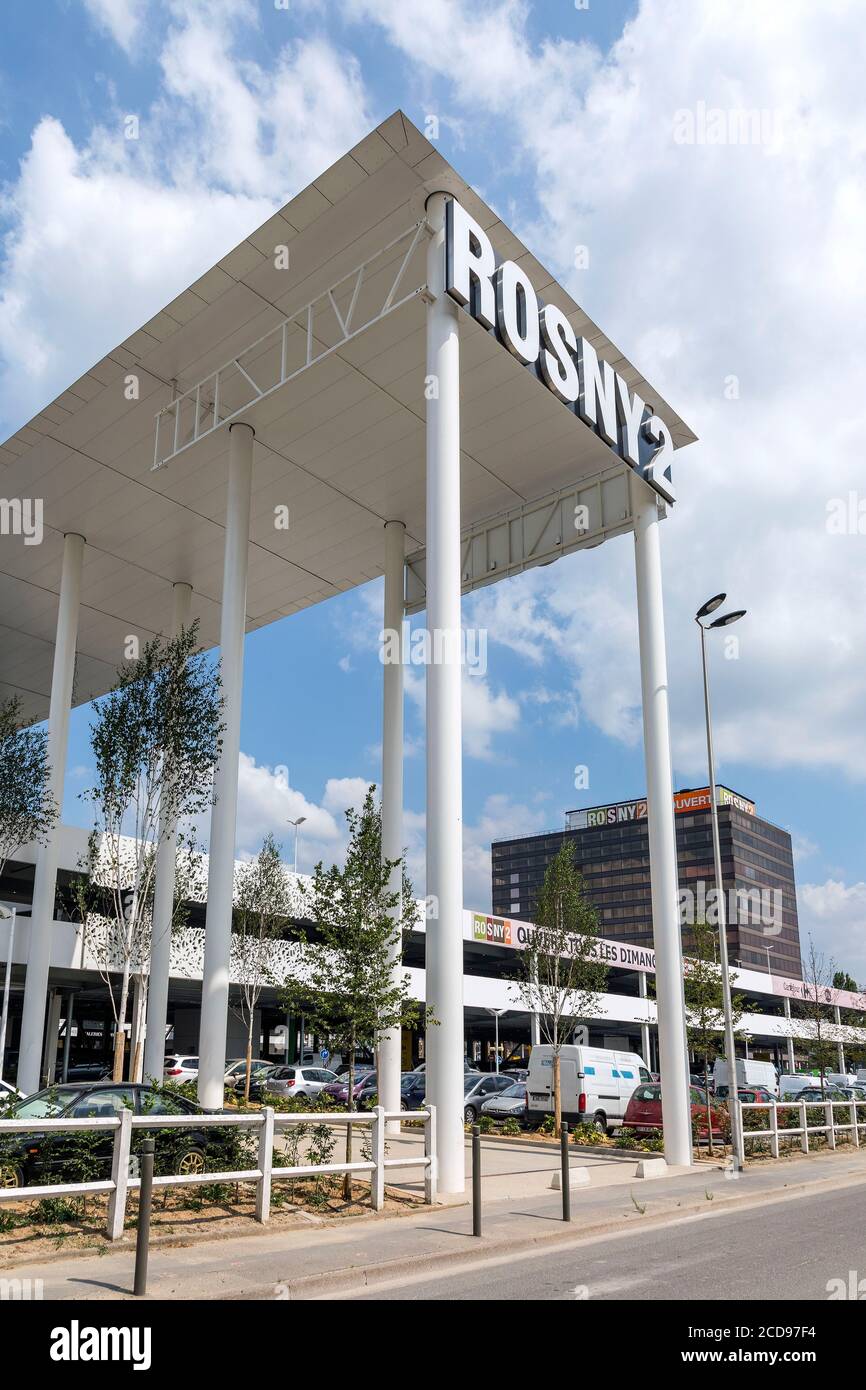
<box><xmin>696</xmin><ymin>593</ymin><xmax>747</xmax><ymax>1174</ymax></box>
<box><xmin>0</xmin><ymin>905</ymin><xmax>15</xmax><ymax>1083</ymax></box>
<box><xmin>486</xmin><ymin>1008</ymin><xmax>506</xmax><ymax>1073</ymax></box>
<box><xmin>288</xmin><ymin>816</ymin><xmax>306</xmax><ymax>875</ymax></box>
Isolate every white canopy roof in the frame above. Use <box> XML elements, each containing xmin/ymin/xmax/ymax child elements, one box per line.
<box><xmin>0</xmin><ymin>111</ymin><xmax>696</xmax><ymax>722</ymax></box>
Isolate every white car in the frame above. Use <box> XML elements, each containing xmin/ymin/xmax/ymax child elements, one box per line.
<box><xmin>163</xmin><ymin>1054</ymin><xmax>199</xmax><ymax>1083</ymax></box>
<box><xmin>263</xmin><ymin>1065</ymin><xmax>339</xmax><ymax>1099</ymax></box>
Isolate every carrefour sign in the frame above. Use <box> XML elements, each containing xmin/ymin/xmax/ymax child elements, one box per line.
<box><xmin>444</xmin><ymin>198</ymin><xmax>675</xmax><ymax>505</ymax></box>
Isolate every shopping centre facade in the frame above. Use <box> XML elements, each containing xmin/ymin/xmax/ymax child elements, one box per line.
<box><xmin>2</xmin><ymin>824</ymin><xmax>863</xmax><ymax>1086</ymax></box>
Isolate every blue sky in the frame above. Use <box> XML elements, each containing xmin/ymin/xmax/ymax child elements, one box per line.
<box><xmin>1</xmin><ymin>1</ymin><xmax>864</xmax><ymax>975</ymax></box>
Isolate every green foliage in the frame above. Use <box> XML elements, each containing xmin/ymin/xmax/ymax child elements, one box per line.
<box><xmin>0</xmin><ymin>694</ymin><xmax>56</xmax><ymax>875</ymax></box>
<box><xmin>501</xmin><ymin>1117</ymin><xmax>522</xmax><ymax>1136</ymax></box>
<box><xmin>539</xmin><ymin>1114</ymin><xmax>556</xmax><ymax>1136</ymax></box>
<box><xmin>477</xmin><ymin>1114</ymin><xmax>495</xmax><ymax>1133</ymax></box>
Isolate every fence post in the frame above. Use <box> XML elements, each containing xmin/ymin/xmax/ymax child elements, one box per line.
<box><xmin>826</xmin><ymin>1101</ymin><xmax>836</xmax><ymax>1151</ymax></box>
<box><xmin>800</xmin><ymin>1100</ymin><xmax>809</xmax><ymax>1154</ymax></box>
<box><xmin>853</xmin><ymin>1102</ymin><xmax>861</xmax><ymax>1149</ymax></box>
<box><xmin>107</xmin><ymin>1108</ymin><xmax>133</xmax><ymax>1241</ymax></box>
<box><xmin>770</xmin><ymin>1102</ymin><xmax>779</xmax><ymax>1159</ymax></box>
<box><xmin>424</xmin><ymin>1104</ymin><xmax>437</xmax><ymax>1205</ymax></box>
<box><xmin>371</xmin><ymin>1106</ymin><xmax>385</xmax><ymax>1211</ymax></box>
<box><xmin>255</xmin><ymin>1107</ymin><xmax>274</xmax><ymax>1223</ymax></box>
<box><xmin>560</xmin><ymin>1121</ymin><xmax>571</xmax><ymax>1222</ymax></box>
<box><xmin>133</xmin><ymin>1139</ymin><xmax>154</xmax><ymax>1297</ymax></box>
<box><xmin>472</xmin><ymin>1125</ymin><xmax>482</xmax><ymax>1237</ymax></box>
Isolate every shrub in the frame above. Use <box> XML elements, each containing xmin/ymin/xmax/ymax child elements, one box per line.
<box><xmin>501</xmin><ymin>1117</ymin><xmax>522</xmax><ymax>1136</ymax></box>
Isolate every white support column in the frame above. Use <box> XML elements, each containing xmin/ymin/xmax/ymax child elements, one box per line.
<box><xmin>632</xmin><ymin>481</ymin><xmax>692</xmax><ymax>1167</ymax></box>
<box><xmin>638</xmin><ymin>971</ymin><xmax>652</xmax><ymax>1067</ymax></box>
<box><xmin>18</xmin><ymin>531</ymin><xmax>85</xmax><ymax>1095</ymax></box>
<box><xmin>143</xmin><ymin>581</ymin><xmax>193</xmax><ymax>1082</ymax></box>
<box><xmin>198</xmin><ymin>423</ymin><xmax>253</xmax><ymax>1109</ymax></box>
<box><xmin>784</xmin><ymin>997</ymin><xmax>796</xmax><ymax>1072</ymax></box>
<box><xmin>424</xmin><ymin>191</ymin><xmax>465</xmax><ymax>1198</ymax></box>
<box><xmin>380</xmin><ymin>520</ymin><xmax>406</xmax><ymax>1136</ymax></box>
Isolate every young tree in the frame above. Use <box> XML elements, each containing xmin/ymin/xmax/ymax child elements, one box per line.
<box><xmin>83</xmin><ymin>622</ymin><xmax>222</xmax><ymax>1079</ymax></box>
<box><xmin>281</xmin><ymin>787</ymin><xmax>421</xmax><ymax>1199</ymax></box>
<box><xmin>799</xmin><ymin>936</ymin><xmax>841</xmax><ymax>1093</ymax></box>
<box><xmin>66</xmin><ymin>828</ymin><xmax>206</xmax><ymax>1079</ymax></box>
<box><xmin>516</xmin><ymin>842</ymin><xmax>608</xmax><ymax>1136</ymax></box>
<box><xmin>0</xmin><ymin>695</ymin><xmax>56</xmax><ymax>877</ymax></box>
<box><xmin>231</xmin><ymin>833</ymin><xmax>295</xmax><ymax>1102</ymax></box>
<box><xmin>683</xmin><ymin>919</ymin><xmax>744</xmax><ymax>1154</ymax></box>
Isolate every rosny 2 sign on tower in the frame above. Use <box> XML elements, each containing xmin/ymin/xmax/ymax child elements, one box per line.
<box><xmin>444</xmin><ymin>199</ymin><xmax>676</xmax><ymax>505</ymax></box>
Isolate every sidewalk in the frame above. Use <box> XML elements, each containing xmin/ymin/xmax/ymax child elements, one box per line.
<box><xmin>9</xmin><ymin>1148</ymin><xmax>866</xmax><ymax>1300</ymax></box>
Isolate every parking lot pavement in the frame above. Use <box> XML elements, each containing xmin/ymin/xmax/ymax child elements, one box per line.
<box><xmin>7</xmin><ymin>1147</ymin><xmax>866</xmax><ymax>1301</ymax></box>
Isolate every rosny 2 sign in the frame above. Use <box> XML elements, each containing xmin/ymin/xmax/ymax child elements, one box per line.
<box><xmin>444</xmin><ymin>198</ymin><xmax>676</xmax><ymax>505</ymax></box>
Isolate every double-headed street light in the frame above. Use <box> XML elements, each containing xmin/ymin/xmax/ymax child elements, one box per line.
<box><xmin>696</xmin><ymin>593</ymin><xmax>747</xmax><ymax>1174</ymax></box>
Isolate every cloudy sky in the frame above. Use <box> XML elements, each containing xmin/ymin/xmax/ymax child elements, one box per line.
<box><xmin>2</xmin><ymin>1</ymin><xmax>864</xmax><ymax>977</ymax></box>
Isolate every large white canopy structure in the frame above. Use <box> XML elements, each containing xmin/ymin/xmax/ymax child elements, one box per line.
<box><xmin>2</xmin><ymin>112</ymin><xmax>697</xmax><ymax>1194</ymax></box>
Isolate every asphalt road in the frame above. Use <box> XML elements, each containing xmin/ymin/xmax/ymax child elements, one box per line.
<box><xmin>346</xmin><ymin>1184</ymin><xmax>866</xmax><ymax>1300</ymax></box>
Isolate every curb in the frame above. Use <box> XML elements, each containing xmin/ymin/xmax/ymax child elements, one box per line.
<box><xmin>220</xmin><ymin>1165</ymin><xmax>866</xmax><ymax>1300</ymax></box>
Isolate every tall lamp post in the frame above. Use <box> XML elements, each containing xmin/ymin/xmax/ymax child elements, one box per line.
<box><xmin>0</xmin><ymin>905</ymin><xmax>15</xmax><ymax>1083</ymax></box>
<box><xmin>288</xmin><ymin>816</ymin><xmax>306</xmax><ymax>875</ymax></box>
<box><xmin>696</xmin><ymin>593</ymin><xmax>747</xmax><ymax>1174</ymax></box>
<box><xmin>486</xmin><ymin>1008</ymin><xmax>506</xmax><ymax>1074</ymax></box>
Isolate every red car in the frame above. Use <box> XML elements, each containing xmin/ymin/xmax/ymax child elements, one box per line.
<box><xmin>623</xmin><ymin>1083</ymin><xmax>729</xmax><ymax>1141</ymax></box>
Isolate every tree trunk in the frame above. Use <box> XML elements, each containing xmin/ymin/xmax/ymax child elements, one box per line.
<box><xmin>244</xmin><ymin>1014</ymin><xmax>254</xmax><ymax>1105</ymax></box>
<box><xmin>553</xmin><ymin>1051</ymin><xmax>562</xmax><ymax>1138</ymax></box>
<box><xmin>344</xmin><ymin>1039</ymin><xmax>355</xmax><ymax>1202</ymax></box>
<box><xmin>113</xmin><ymin>968</ymin><xmax>131</xmax><ymax>1081</ymax></box>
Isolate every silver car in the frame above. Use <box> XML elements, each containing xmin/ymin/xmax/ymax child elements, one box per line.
<box><xmin>463</xmin><ymin>1072</ymin><xmax>518</xmax><ymax>1123</ymax></box>
<box><xmin>263</xmin><ymin>1065</ymin><xmax>339</xmax><ymax>1099</ymax></box>
<box><xmin>481</xmin><ymin>1081</ymin><xmax>527</xmax><ymax>1123</ymax></box>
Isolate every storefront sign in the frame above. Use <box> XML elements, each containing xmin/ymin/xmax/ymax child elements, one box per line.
<box><xmin>444</xmin><ymin>197</ymin><xmax>676</xmax><ymax>504</ymax></box>
<box><xmin>469</xmin><ymin>912</ymin><xmax>656</xmax><ymax>972</ymax></box>
<box><xmin>772</xmin><ymin>977</ymin><xmax>866</xmax><ymax>1014</ymax></box>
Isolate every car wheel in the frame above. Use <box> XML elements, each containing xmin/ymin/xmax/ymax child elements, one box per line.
<box><xmin>0</xmin><ymin>1161</ymin><xmax>23</xmax><ymax>1188</ymax></box>
<box><xmin>177</xmin><ymin>1146</ymin><xmax>207</xmax><ymax>1176</ymax></box>
<box><xmin>464</xmin><ymin>1105</ymin><xmax>477</xmax><ymax>1124</ymax></box>
<box><xmin>592</xmin><ymin>1111</ymin><xmax>608</xmax><ymax>1134</ymax></box>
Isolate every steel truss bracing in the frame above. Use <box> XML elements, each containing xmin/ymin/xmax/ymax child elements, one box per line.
<box><xmin>404</xmin><ymin>464</ymin><xmax>643</xmax><ymax>613</ymax></box>
<box><xmin>152</xmin><ymin>220</ymin><xmax>429</xmax><ymax>470</ymax></box>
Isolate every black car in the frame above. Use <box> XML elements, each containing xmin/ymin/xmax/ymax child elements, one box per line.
<box><xmin>0</xmin><ymin>1082</ymin><xmax>240</xmax><ymax>1189</ymax></box>
<box><xmin>64</xmin><ymin>1062</ymin><xmax>113</xmax><ymax>1083</ymax></box>
<box><xmin>400</xmin><ymin>1073</ymin><xmax>427</xmax><ymax>1111</ymax></box>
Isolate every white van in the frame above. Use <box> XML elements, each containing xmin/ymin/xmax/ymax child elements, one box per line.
<box><xmin>779</xmin><ymin>1074</ymin><xmax>815</xmax><ymax>1100</ymax></box>
<box><xmin>526</xmin><ymin>1044</ymin><xmax>650</xmax><ymax>1134</ymax></box>
<box><xmin>712</xmin><ymin>1058</ymin><xmax>779</xmax><ymax>1097</ymax></box>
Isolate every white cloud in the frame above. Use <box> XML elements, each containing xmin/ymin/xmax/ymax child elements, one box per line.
<box><xmin>0</xmin><ymin>4</ymin><xmax>371</xmax><ymax>432</ymax></box>
<box><xmin>798</xmin><ymin>880</ymin><xmax>866</xmax><ymax>986</ymax></box>
<box><xmin>83</xmin><ymin>0</ymin><xmax>145</xmax><ymax>53</ymax></box>
<box><xmin>347</xmin><ymin>0</ymin><xmax>866</xmax><ymax>784</ymax></box>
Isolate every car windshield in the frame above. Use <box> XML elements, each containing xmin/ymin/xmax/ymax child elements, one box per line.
<box><xmin>501</xmin><ymin>1084</ymin><xmax>525</xmax><ymax>1098</ymax></box>
<box><xmin>11</xmin><ymin>1087</ymin><xmax>81</xmax><ymax>1117</ymax></box>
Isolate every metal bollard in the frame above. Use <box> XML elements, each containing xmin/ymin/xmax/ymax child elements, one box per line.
<box><xmin>133</xmin><ymin>1138</ymin><xmax>155</xmax><ymax>1297</ymax></box>
<box><xmin>561</xmin><ymin>1121</ymin><xmax>571</xmax><ymax>1222</ymax></box>
<box><xmin>472</xmin><ymin>1124</ymin><xmax>482</xmax><ymax>1237</ymax></box>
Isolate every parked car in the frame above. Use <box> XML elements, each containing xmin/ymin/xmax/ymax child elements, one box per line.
<box><xmin>714</xmin><ymin>1084</ymin><xmax>775</xmax><ymax>1103</ymax></box>
<box><xmin>412</xmin><ymin>1058</ymin><xmax>475</xmax><ymax>1073</ymax></box>
<box><xmin>622</xmin><ymin>1083</ymin><xmax>729</xmax><ymax>1141</ymax></box>
<box><xmin>526</xmin><ymin>1044</ymin><xmax>651</xmax><ymax>1134</ymax></box>
<box><xmin>224</xmin><ymin>1059</ymin><xmax>276</xmax><ymax>1090</ymax></box>
<box><xmin>779</xmin><ymin>1074</ymin><xmax>817</xmax><ymax>1100</ymax></box>
<box><xmin>163</xmin><ymin>1055</ymin><xmax>199</xmax><ymax>1083</ymax></box>
<box><xmin>793</xmin><ymin>1086</ymin><xmax>850</xmax><ymax>1104</ymax></box>
<box><xmin>480</xmin><ymin>1081</ymin><xmax>527</xmax><ymax>1124</ymax></box>
<box><xmin>0</xmin><ymin>1082</ymin><xmax>234</xmax><ymax>1188</ymax></box>
<box><xmin>64</xmin><ymin>1061</ymin><xmax>113</xmax><ymax>1083</ymax></box>
<box><xmin>400</xmin><ymin>1073</ymin><xmax>427</xmax><ymax>1111</ymax></box>
<box><xmin>463</xmin><ymin>1072</ymin><xmax>516</xmax><ymax>1124</ymax></box>
<box><xmin>323</xmin><ymin>1070</ymin><xmax>376</xmax><ymax>1106</ymax></box>
<box><xmin>502</xmin><ymin>1068</ymin><xmax>529</xmax><ymax>1082</ymax></box>
<box><xmin>258</xmin><ymin>1065</ymin><xmax>339</xmax><ymax>1100</ymax></box>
